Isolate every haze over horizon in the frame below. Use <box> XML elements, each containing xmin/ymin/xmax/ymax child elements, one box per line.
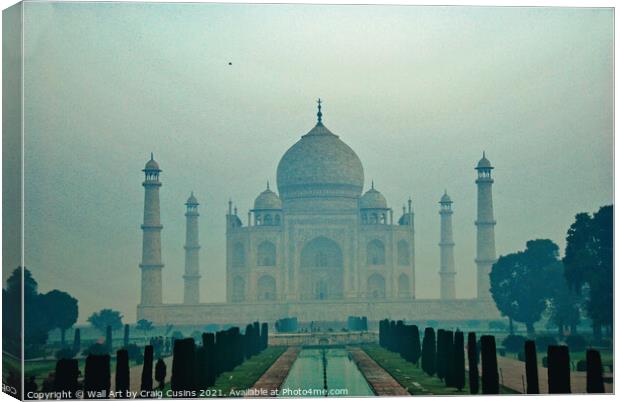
<box><xmin>5</xmin><ymin>3</ymin><xmax>613</xmax><ymax>323</ymax></box>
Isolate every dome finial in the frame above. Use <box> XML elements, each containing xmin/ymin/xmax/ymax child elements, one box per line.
<box><xmin>371</xmin><ymin>180</ymin><xmax>374</xmax><ymax>190</ymax></box>
<box><xmin>267</xmin><ymin>180</ymin><xmax>270</xmax><ymax>190</ymax></box>
<box><xmin>316</xmin><ymin>98</ymin><xmax>323</xmax><ymax>124</ymax></box>
<box><xmin>150</xmin><ymin>152</ymin><xmax>154</xmax><ymax>160</ymax></box>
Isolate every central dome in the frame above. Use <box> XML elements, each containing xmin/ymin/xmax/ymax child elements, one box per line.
<box><xmin>277</xmin><ymin>119</ymin><xmax>364</xmax><ymax>201</ymax></box>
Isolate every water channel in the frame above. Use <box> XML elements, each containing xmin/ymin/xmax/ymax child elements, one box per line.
<box><xmin>279</xmin><ymin>348</ymin><xmax>374</xmax><ymax>397</ymax></box>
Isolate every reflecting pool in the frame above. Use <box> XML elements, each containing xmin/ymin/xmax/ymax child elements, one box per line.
<box><xmin>279</xmin><ymin>348</ymin><xmax>374</xmax><ymax>397</ymax></box>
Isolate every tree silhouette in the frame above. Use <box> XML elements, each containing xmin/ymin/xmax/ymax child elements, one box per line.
<box><xmin>490</xmin><ymin>239</ymin><xmax>558</xmax><ymax>336</ymax></box>
<box><xmin>136</xmin><ymin>319</ymin><xmax>154</xmax><ymax>338</ymax></box>
<box><xmin>547</xmin><ymin>263</ymin><xmax>581</xmax><ymax>335</ymax></box>
<box><xmin>564</xmin><ymin>205</ymin><xmax>613</xmax><ymax>339</ymax></box>
<box><xmin>88</xmin><ymin>309</ymin><xmax>123</xmax><ymax>335</ymax></box>
<box><xmin>41</xmin><ymin>290</ymin><xmax>78</xmax><ymax>346</ymax></box>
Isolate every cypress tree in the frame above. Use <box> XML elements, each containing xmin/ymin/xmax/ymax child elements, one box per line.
<box><xmin>123</xmin><ymin>324</ymin><xmax>130</xmax><ymax>347</ymax></box>
<box><xmin>400</xmin><ymin>325</ymin><xmax>411</xmax><ymax>361</ymax></box>
<box><xmin>444</xmin><ymin>330</ymin><xmax>455</xmax><ymax>386</ymax></box>
<box><xmin>140</xmin><ymin>345</ymin><xmax>154</xmax><ymax>391</ymax></box>
<box><xmin>171</xmin><ymin>338</ymin><xmax>197</xmax><ymax>391</ymax></box>
<box><xmin>54</xmin><ymin>358</ymin><xmax>79</xmax><ymax>395</ymax></box>
<box><xmin>524</xmin><ymin>340</ymin><xmax>539</xmax><ymax>394</ymax></box>
<box><xmin>586</xmin><ymin>349</ymin><xmax>604</xmax><ymax>393</ymax></box>
<box><xmin>436</xmin><ymin>329</ymin><xmax>446</xmax><ymax>380</ymax></box>
<box><xmin>421</xmin><ymin>327</ymin><xmax>436</xmax><ymax>376</ymax></box>
<box><xmin>215</xmin><ymin>331</ymin><xmax>225</xmax><ymax>377</ymax></box>
<box><xmin>72</xmin><ymin>329</ymin><xmax>81</xmax><ymax>355</ymax></box>
<box><xmin>261</xmin><ymin>323</ymin><xmax>269</xmax><ymax>351</ymax></box>
<box><xmin>395</xmin><ymin>321</ymin><xmax>405</xmax><ymax>354</ymax></box>
<box><xmin>203</xmin><ymin>332</ymin><xmax>216</xmax><ymax>387</ymax></box>
<box><xmin>467</xmin><ymin>332</ymin><xmax>479</xmax><ymax>394</ymax></box>
<box><xmin>105</xmin><ymin>325</ymin><xmax>113</xmax><ymax>353</ymax></box>
<box><xmin>244</xmin><ymin>324</ymin><xmax>254</xmax><ymax>359</ymax></box>
<box><xmin>253</xmin><ymin>322</ymin><xmax>261</xmax><ymax>356</ymax></box>
<box><xmin>84</xmin><ymin>354</ymin><xmax>111</xmax><ymax>398</ymax></box>
<box><xmin>547</xmin><ymin>345</ymin><xmax>571</xmax><ymax>394</ymax></box>
<box><xmin>480</xmin><ymin>335</ymin><xmax>499</xmax><ymax>394</ymax></box>
<box><xmin>411</xmin><ymin>325</ymin><xmax>421</xmax><ymax>365</ymax></box>
<box><xmin>389</xmin><ymin>321</ymin><xmax>396</xmax><ymax>352</ymax></box>
<box><xmin>453</xmin><ymin>331</ymin><xmax>465</xmax><ymax>391</ymax></box>
<box><xmin>379</xmin><ymin>319</ymin><xmax>388</xmax><ymax>348</ymax></box>
<box><xmin>115</xmin><ymin>349</ymin><xmax>130</xmax><ymax>398</ymax></box>
<box><xmin>155</xmin><ymin>358</ymin><xmax>167</xmax><ymax>390</ymax></box>
<box><xmin>195</xmin><ymin>345</ymin><xmax>208</xmax><ymax>389</ymax></box>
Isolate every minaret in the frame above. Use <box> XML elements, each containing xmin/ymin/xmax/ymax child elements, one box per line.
<box><xmin>475</xmin><ymin>152</ymin><xmax>496</xmax><ymax>299</ymax></box>
<box><xmin>139</xmin><ymin>153</ymin><xmax>164</xmax><ymax>305</ymax></box>
<box><xmin>439</xmin><ymin>191</ymin><xmax>456</xmax><ymax>299</ymax></box>
<box><xmin>183</xmin><ymin>192</ymin><xmax>201</xmax><ymax>304</ymax></box>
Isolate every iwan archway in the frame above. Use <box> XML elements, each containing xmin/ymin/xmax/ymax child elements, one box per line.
<box><xmin>300</xmin><ymin>237</ymin><xmax>343</xmax><ymax>300</ymax></box>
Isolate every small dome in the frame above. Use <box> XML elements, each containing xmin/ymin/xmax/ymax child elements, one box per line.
<box><xmin>254</xmin><ymin>184</ymin><xmax>282</xmax><ymax>210</ymax></box>
<box><xmin>440</xmin><ymin>191</ymin><xmax>452</xmax><ymax>203</ymax></box>
<box><xmin>360</xmin><ymin>184</ymin><xmax>387</xmax><ymax>209</ymax></box>
<box><xmin>186</xmin><ymin>192</ymin><xmax>199</xmax><ymax>205</ymax></box>
<box><xmin>476</xmin><ymin>152</ymin><xmax>493</xmax><ymax>169</ymax></box>
<box><xmin>144</xmin><ymin>153</ymin><xmax>160</xmax><ymax>171</ymax></box>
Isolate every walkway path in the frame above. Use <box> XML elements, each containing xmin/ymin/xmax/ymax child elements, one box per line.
<box><xmin>249</xmin><ymin>347</ymin><xmax>301</xmax><ymax>397</ymax></box>
<box><xmin>468</xmin><ymin>355</ymin><xmax>613</xmax><ymax>394</ymax></box>
<box><xmin>348</xmin><ymin>348</ymin><xmax>409</xmax><ymax>396</ymax></box>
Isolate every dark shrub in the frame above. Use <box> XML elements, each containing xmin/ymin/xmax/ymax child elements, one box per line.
<box><xmin>480</xmin><ymin>335</ymin><xmax>499</xmax><ymax>394</ymax></box>
<box><xmin>586</xmin><ymin>349</ymin><xmax>605</xmax><ymax>393</ymax></box>
<box><xmin>452</xmin><ymin>331</ymin><xmax>465</xmax><ymax>391</ymax></box>
<box><xmin>467</xmin><ymin>332</ymin><xmax>479</xmax><ymax>394</ymax></box>
<box><xmin>547</xmin><ymin>345</ymin><xmax>571</xmax><ymax>393</ymax></box>
<box><xmin>155</xmin><ymin>359</ymin><xmax>167</xmax><ymax>390</ymax></box>
<box><xmin>501</xmin><ymin>335</ymin><xmax>526</xmax><ymax>353</ymax></box>
<box><xmin>54</xmin><ymin>359</ymin><xmax>79</xmax><ymax>395</ymax></box>
<box><xmin>421</xmin><ymin>327</ymin><xmax>436</xmax><ymax>376</ymax></box>
<box><xmin>115</xmin><ymin>349</ymin><xmax>130</xmax><ymax>397</ymax></box>
<box><xmin>524</xmin><ymin>340</ymin><xmax>539</xmax><ymax>394</ymax></box>
<box><xmin>140</xmin><ymin>345</ymin><xmax>154</xmax><ymax>391</ymax></box>
<box><xmin>435</xmin><ymin>329</ymin><xmax>446</xmax><ymax>380</ymax></box>
<box><xmin>565</xmin><ymin>335</ymin><xmax>587</xmax><ymax>352</ymax></box>
<box><xmin>84</xmin><ymin>354</ymin><xmax>111</xmax><ymax>398</ymax></box>
<box><xmin>171</xmin><ymin>338</ymin><xmax>196</xmax><ymax>391</ymax></box>
<box><xmin>411</xmin><ymin>325</ymin><xmax>421</xmax><ymax>365</ymax></box>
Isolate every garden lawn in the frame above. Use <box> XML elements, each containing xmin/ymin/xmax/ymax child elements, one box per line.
<box><xmin>363</xmin><ymin>345</ymin><xmax>516</xmax><ymax>395</ymax></box>
<box><xmin>210</xmin><ymin>346</ymin><xmax>287</xmax><ymax>396</ymax></box>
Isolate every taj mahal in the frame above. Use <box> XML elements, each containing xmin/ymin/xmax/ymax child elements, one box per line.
<box><xmin>137</xmin><ymin>101</ymin><xmax>500</xmax><ymax>325</ymax></box>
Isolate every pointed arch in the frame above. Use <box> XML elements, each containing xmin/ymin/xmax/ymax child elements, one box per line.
<box><xmin>367</xmin><ymin>239</ymin><xmax>386</xmax><ymax>265</ymax></box>
<box><xmin>257</xmin><ymin>241</ymin><xmax>276</xmax><ymax>266</ymax></box>
<box><xmin>232</xmin><ymin>276</ymin><xmax>245</xmax><ymax>302</ymax></box>
<box><xmin>257</xmin><ymin>275</ymin><xmax>276</xmax><ymax>301</ymax></box>
<box><xmin>232</xmin><ymin>242</ymin><xmax>245</xmax><ymax>267</ymax></box>
<box><xmin>367</xmin><ymin>274</ymin><xmax>386</xmax><ymax>299</ymax></box>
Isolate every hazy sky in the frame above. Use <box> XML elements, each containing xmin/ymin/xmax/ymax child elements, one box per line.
<box><xmin>13</xmin><ymin>2</ymin><xmax>612</xmax><ymax>323</ymax></box>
